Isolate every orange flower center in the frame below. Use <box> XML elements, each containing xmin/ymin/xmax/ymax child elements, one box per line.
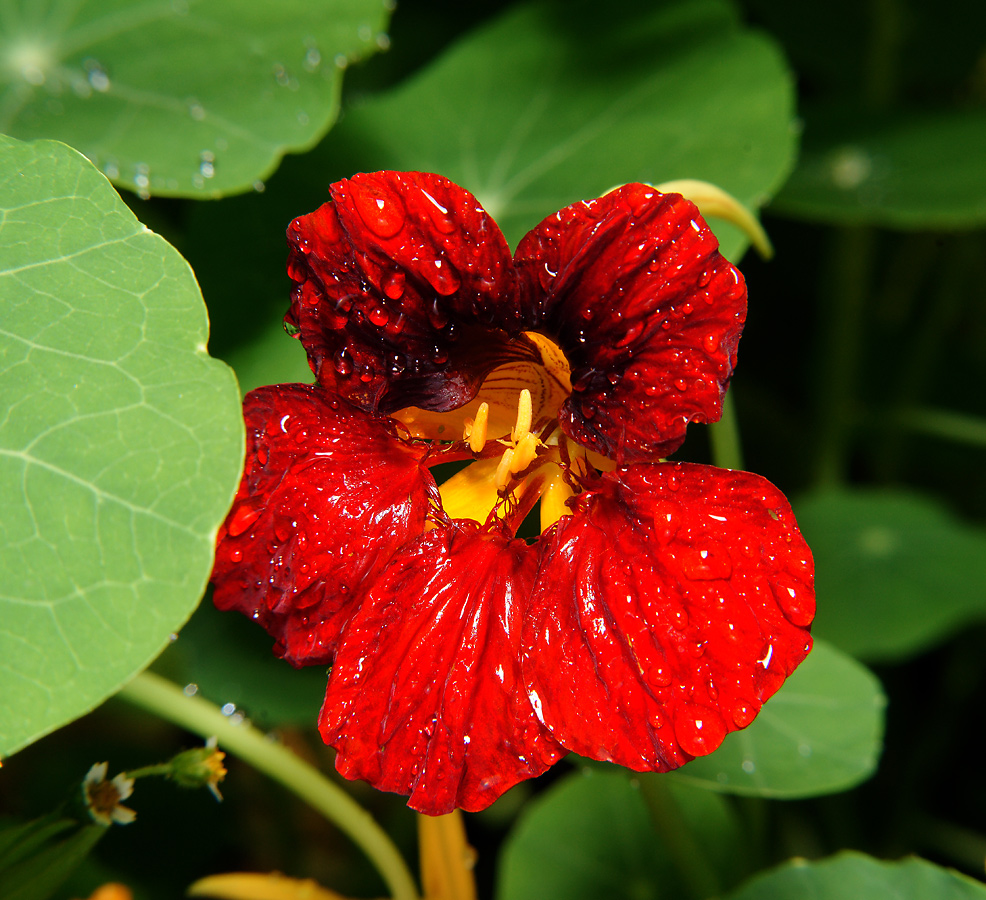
<box><xmin>392</xmin><ymin>333</ymin><xmax>613</xmax><ymax>533</ymax></box>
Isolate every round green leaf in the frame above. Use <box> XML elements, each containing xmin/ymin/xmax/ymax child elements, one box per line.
<box><xmin>0</xmin><ymin>136</ymin><xmax>243</xmax><ymax>758</ymax></box>
<box><xmin>795</xmin><ymin>489</ymin><xmax>986</xmax><ymax>662</ymax></box>
<box><xmin>726</xmin><ymin>851</ymin><xmax>986</xmax><ymax>900</ymax></box>
<box><xmin>771</xmin><ymin>109</ymin><xmax>986</xmax><ymax>229</ymax></box>
<box><xmin>316</xmin><ymin>0</ymin><xmax>798</xmax><ymax>255</ymax></box>
<box><xmin>669</xmin><ymin>641</ymin><xmax>885</xmax><ymax>798</ymax></box>
<box><xmin>0</xmin><ymin>0</ymin><xmax>391</xmax><ymax>198</ymax></box>
<box><xmin>496</xmin><ymin>768</ymin><xmax>672</xmax><ymax>900</ymax></box>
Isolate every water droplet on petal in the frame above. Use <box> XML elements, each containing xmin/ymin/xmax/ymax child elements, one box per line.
<box><xmin>731</xmin><ymin>700</ymin><xmax>760</xmax><ymax>728</ymax></box>
<box><xmin>674</xmin><ymin>705</ymin><xmax>726</xmax><ymax>757</ymax></box>
<box><xmin>333</xmin><ymin>348</ymin><xmax>353</xmax><ymax>376</ymax></box>
<box><xmin>368</xmin><ymin>306</ymin><xmax>389</xmax><ymax>327</ymax></box>
<box><xmin>227</xmin><ymin>501</ymin><xmax>262</xmax><ymax>537</ymax></box>
<box><xmin>648</xmin><ymin>664</ymin><xmax>672</xmax><ymax>687</ymax></box>
<box><xmin>424</xmin><ymin>257</ymin><xmax>461</xmax><ymax>296</ymax></box>
<box><xmin>772</xmin><ymin>578</ymin><xmax>815</xmax><ymax>627</ymax></box>
<box><xmin>352</xmin><ymin>184</ymin><xmax>406</xmax><ymax>238</ymax></box>
<box><xmin>382</xmin><ymin>270</ymin><xmax>405</xmax><ymax>299</ymax></box>
<box><xmin>702</xmin><ymin>333</ymin><xmax>719</xmax><ymax>353</ymax></box>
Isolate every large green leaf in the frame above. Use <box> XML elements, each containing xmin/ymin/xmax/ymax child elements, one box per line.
<box><xmin>495</xmin><ymin>768</ymin><xmax>671</xmax><ymax>900</ymax></box>
<box><xmin>319</xmin><ymin>0</ymin><xmax>797</xmax><ymax>253</ymax></box>
<box><xmin>0</xmin><ymin>0</ymin><xmax>390</xmax><ymax>198</ymax></box>
<box><xmin>497</xmin><ymin>768</ymin><xmax>755</xmax><ymax>900</ymax></box>
<box><xmin>795</xmin><ymin>489</ymin><xmax>986</xmax><ymax>662</ymax></box>
<box><xmin>669</xmin><ymin>641</ymin><xmax>885</xmax><ymax>797</ymax></box>
<box><xmin>726</xmin><ymin>851</ymin><xmax>986</xmax><ymax>900</ymax></box>
<box><xmin>771</xmin><ymin>108</ymin><xmax>986</xmax><ymax>229</ymax></box>
<box><xmin>192</xmin><ymin>0</ymin><xmax>799</xmax><ymax>394</ymax></box>
<box><xmin>0</xmin><ymin>136</ymin><xmax>243</xmax><ymax>758</ymax></box>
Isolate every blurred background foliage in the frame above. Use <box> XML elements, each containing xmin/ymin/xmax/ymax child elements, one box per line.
<box><xmin>1</xmin><ymin>0</ymin><xmax>985</xmax><ymax>897</ymax></box>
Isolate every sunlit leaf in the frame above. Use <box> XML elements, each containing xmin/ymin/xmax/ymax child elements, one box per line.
<box><xmin>725</xmin><ymin>850</ymin><xmax>986</xmax><ymax>900</ymax></box>
<box><xmin>669</xmin><ymin>641</ymin><xmax>885</xmax><ymax>797</ymax></box>
<box><xmin>0</xmin><ymin>136</ymin><xmax>243</xmax><ymax>757</ymax></box>
<box><xmin>796</xmin><ymin>489</ymin><xmax>986</xmax><ymax>662</ymax></box>
<box><xmin>0</xmin><ymin>0</ymin><xmax>391</xmax><ymax>198</ymax></box>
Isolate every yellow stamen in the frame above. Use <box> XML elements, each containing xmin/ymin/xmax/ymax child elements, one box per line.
<box><xmin>494</xmin><ymin>448</ymin><xmax>515</xmax><ymax>491</ymax></box>
<box><xmin>510</xmin><ymin>432</ymin><xmax>539</xmax><ymax>475</ymax></box>
<box><xmin>511</xmin><ymin>389</ymin><xmax>533</xmax><ymax>442</ymax></box>
<box><xmin>466</xmin><ymin>402</ymin><xmax>489</xmax><ymax>453</ymax></box>
<box><xmin>540</xmin><ymin>465</ymin><xmax>575</xmax><ymax>532</ymax></box>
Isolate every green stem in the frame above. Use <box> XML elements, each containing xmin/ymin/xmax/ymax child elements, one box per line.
<box><xmin>638</xmin><ymin>776</ymin><xmax>719</xmax><ymax>899</ymax></box>
<box><xmin>894</xmin><ymin>406</ymin><xmax>986</xmax><ymax>449</ymax></box>
<box><xmin>812</xmin><ymin>226</ymin><xmax>875</xmax><ymax>486</ymax></box>
<box><xmin>125</xmin><ymin>763</ymin><xmax>174</xmax><ymax>780</ymax></box>
<box><xmin>118</xmin><ymin>671</ymin><xmax>419</xmax><ymax>900</ymax></box>
<box><xmin>709</xmin><ymin>390</ymin><xmax>744</xmax><ymax>471</ymax></box>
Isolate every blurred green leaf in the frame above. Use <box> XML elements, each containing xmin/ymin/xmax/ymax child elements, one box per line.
<box><xmin>795</xmin><ymin>489</ymin><xmax>986</xmax><ymax>662</ymax></box>
<box><xmin>725</xmin><ymin>850</ymin><xmax>986</xmax><ymax>900</ymax></box>
<box><xmin>0</xmin><ymin>816</ymin><xmax>104</xmax><ymax>900</ymax></box>
<box><xmin>191</xmin><ymin>0</ymin><xmax>799</xmax><ymax>393</ymax></box>
<box><xmin>321</xmin><ymin>0</ymin><xmax>797</xmax><ymax>254</ymax></box>
<box><xmin>771</xmin><ymin>109</ymin><xmax>986</xmax><ymax>229</ymax></box>
<box><xmin>154</xmin><ymin>597</ymin><xmax>327</xmax><ymax>727</ymax></box>
<box><xmin>0</xmin><ymin>0</ymin><xmax>391</xmax><ymax>198</ymax></box>
<box><xmin>495</xmin><ymin>768</ymin><xmax>672</xmax><ymax>900</ymax></box>
<box><xmin>669</xmin><ymin>641</ymin><xmax>885</xmax><ymax>797</ymax></box>
<box><xmin>0</xmin><ymin>136</ymin><xmax>243</xmax><ymax>758</ymax></box>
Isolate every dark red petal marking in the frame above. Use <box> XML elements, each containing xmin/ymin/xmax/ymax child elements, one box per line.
<box><xmin>523</xmin><ymin>463</ymin><xmax>813</xmax><ymax>770</ymax></box>
<box><xmin>515</xmin><ymin>185</ymin><xmax>747</xmax><ymax>463</ymax></box>
<box><xmin>211</xmin><ymin>384</ymin><xmax>433</xmax><ymax>666</ymax></box>
<box><xmin>319</xmin><ymin>522</ymin><xmax>565</xmax><ymax>815</ymax></box>
<box><xmin>286</xmin><ymin>171</ymin><xmax>533</xmax><ymax>414</ymax></box>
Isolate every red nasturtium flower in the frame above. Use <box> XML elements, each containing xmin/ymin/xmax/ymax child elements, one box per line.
<box><xmin>211</xmin><ymin>171</ymin><xmax>814</xmax><ymax>815</ymax></box>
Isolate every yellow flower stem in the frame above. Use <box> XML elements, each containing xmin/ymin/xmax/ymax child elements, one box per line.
<box><xmin>117</xmin><ymin>671</ymin><xmax>419</xmax><ymax>900</ymax></box>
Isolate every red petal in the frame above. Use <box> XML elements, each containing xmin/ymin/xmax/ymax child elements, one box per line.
<box><xmin>211</xmin><ymin>384</ymin><xmax>433</xmax><ymax>665</ymax></box>
<box><xmin>523</xmin><ymin>463</ymin><xmax>813</xmax><ymax>769</ymax></box>
<box><xmin>285</xmin><ymin>171</ymin><xmax>533</xmax><ymax>414</ymax></box>
<box><xmin>319</xmin><ymin>522</ymin><xmax>565</xmax><ymax>814</ymax></box>
<box><xmin>515</xmin><ymin>185</ymin><xmax>747</xmax><ymax>462</ymax></box>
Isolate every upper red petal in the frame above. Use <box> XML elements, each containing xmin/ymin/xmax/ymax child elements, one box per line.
<box><xmin>285</xmin><ymin>171</ymin><xmax>533</xmax><ymax>414</ymax></box>
<box><xmin>515</xmin><ymin>185</ymin><xmax>747</xmax><ymax>462</ymax></box>
<box><xmin>523</xmin><ymin>462</ymin><xmax>813</xmax><ymax>770</ymax></box>
<box><xmin>319</xmin><ymin>522</ymin><xmax>565</xmax><ymax>815</ymax></box>
<box><xmin>211</xmin><ymin>384</ymin><xmax>433</xmax><ymax>666</ymax></box>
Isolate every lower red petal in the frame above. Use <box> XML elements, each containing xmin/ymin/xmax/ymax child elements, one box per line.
<box><xmin>319</xmin><ymin>522</ymin><xmax>565</xmax><ymax>815</ymax></box>
<box><xmin>523</xmin><ymin>463</ymin><xmax>813</xmax><ymax>769</ymax></box>
<box><xmin>211</xmin><ymin>384</ymin><xmax>433</xmax><ymax>665</ymax></box>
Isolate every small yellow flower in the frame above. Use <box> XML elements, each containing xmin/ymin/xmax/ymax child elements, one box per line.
<box><xmin>82</xmin><ymin>762</ymin><xmax>136</xmax><ymax>826</ymax></box>
<box><xmin>170</xmin><ymin>736</ymin><xmax>228</xmax><ymax>801</ymax></box>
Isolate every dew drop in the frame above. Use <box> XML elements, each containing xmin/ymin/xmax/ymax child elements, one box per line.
<box><xmin>648</xmin><ymin>664</ymin><xmax>672</xmax><ymax>687</ymax></box>
<box><xmin>352</xmin><ymin>185</ymin><xmax>406</xmax><ymax>238</ymax></box>
<box><xmin>227</xmin><ymin>502</ymin><xmax>262</xmax><ymax>537</ymax></box>
<box><xmin>731</xmin><ymin>700</ymin><xmax>759</xmax><ymax>728</ymax></box>
<box><xmin>199</xmin><ymin>150</ymin><xmax>215</xmax><ymax>179</ymax></box>
<box><xmin>648</xmin><ymin>709</ymin><xmax>665</xmax><ymax>729</ymax></box>
<box><xmin>84</xmin><ymin>58</ymin><xmax>110</xmax><ymax>92</ymax></box>
<box><xmin>673</xmin><ymin>377</ymin><xmax>688</xmax><ymax>391</ymax></box>
<box><xmin>426</xmin><ymin>257</ymin><xmax>461</xmax><ymax>296</ymax></box>
<box><xmin>382</xmin><ymin>270</ymin><xmax>405</xmax><ymax>299</ymax></box>
<box><xmin>674</xmin><ymin>705</ymin><xmax>726</xmax><ymax>757</ymax></box>
<box><xmin>427</xmin><ymin>297</ymin><xmax>449</xmax><ymax>329</ymax></box>
<box><xmin>368</xmin><ymin>305</ymin><xmax>389</xmax><ymax>327</ymax></box>
<box><xmin>698</xmin><ymin>269</ymin><xmax>712</xmax><ymax>287</ymax></box>
<box><xmin>333</xmin><ymin>348</ymin><xmax>354</xmax><ymax>376</ymax></box>
<box><xmin>772</xmin><ymin>579</ymin><xmax>815</xmax><ymax>627</ymax></box>
<box><xmin>702</xmin><ymin>333</ymin><xmax>719</xmax><ymax>353</ymax></box>
<box><xmin>229</xmin><ymin>548</ymin><xmax>243</xmax><ymax>563</ymax></box>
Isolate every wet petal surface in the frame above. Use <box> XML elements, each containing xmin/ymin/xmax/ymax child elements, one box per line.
<box><xmin>515</xmin><ymin>184</ymin><xmax>747</xmax><ymax>462</ymax></box>
<box><xmin>320</xmin><ymin>522</ymin><xmax>565</xmax><ymax>814</ymax></box>
<box><xmin>285</xmin><ymin>171</ymin><xmax>532</xmax><ymax>415</ymax></box>
<box><xmin>523</xmin><ymin>462</ymin><xmax>814</xmax><ymax>769</ymax></box>
<box><xmin>212</xmin><ymin>384</ymin><xmax>434</xmax><ymax>665</ymax></box>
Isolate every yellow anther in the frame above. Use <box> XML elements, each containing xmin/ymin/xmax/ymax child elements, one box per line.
<box><xmin>494</xmin><ymin>448</ymin><xmax>515</xmax><ymax>491</ymax></box>
<box><xmin>510</xmin><ymin>432</ymin><xmax>539</xmax><ymax>475</ymax></box>
<box><xmin>465</xmin><ymin>402</ymin><xmax>489</xmax><ymax>452</ymax></box>
<box><xmin>511</xmin><ymin>389</ymin><xmax>533</xmax><ymax>443</ymax></box>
